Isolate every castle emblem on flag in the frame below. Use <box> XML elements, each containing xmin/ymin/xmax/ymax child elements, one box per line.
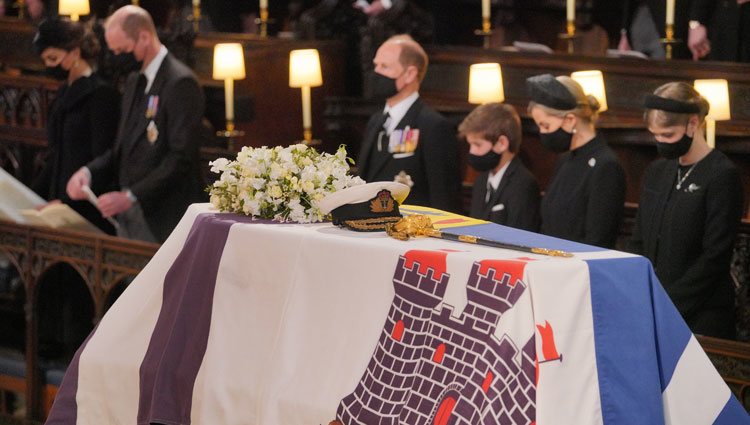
<box><xmin>335</xmin><ymin>250</ymin><xmax>537</xmax><ymax>424</ymax></box>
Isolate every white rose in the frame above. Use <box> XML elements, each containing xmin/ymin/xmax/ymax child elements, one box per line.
<box><xmin>269</xmin><ymin>185</ymin><xmax>283</xmax><ymax>198</ymax></box>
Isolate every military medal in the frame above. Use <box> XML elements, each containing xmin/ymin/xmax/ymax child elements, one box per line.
<box><xmin>146</xmin><ymin>120</ymin><xmax>159</xmax><ymax>144</ymax></box>
<box><xmin>145</xmin><ymin>95</ymin><xmax>159</xmax><ymax>119</ymax></box>
<box><xmin>388</xmin><ymin>126</ymin><xmax>420</xmax><ymax>154</ymax></box>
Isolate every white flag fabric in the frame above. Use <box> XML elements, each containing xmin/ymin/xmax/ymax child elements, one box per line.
<box><xmin>46</xmin><ymin>204</ymin><xmax>749</xmax><ymax>425</ymax></box>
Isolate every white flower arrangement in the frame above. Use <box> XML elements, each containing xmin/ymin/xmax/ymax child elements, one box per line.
<box><xmin>208</xmin><ymin>144</ymin><xmax>364</xmax><ymax>223</ymax></box>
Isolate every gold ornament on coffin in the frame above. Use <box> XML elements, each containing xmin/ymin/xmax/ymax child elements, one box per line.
<box><xmin>386</xmin><ymin>214</ymin><xmax>573</xmax><ymax>257</ymax></box>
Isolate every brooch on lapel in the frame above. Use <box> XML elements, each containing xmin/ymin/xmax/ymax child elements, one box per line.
<box><xmin>147</xmin><ymin>120</ymin><xmax>159</xmax><ymax>144</ymax></box>
<box><xmin>145</xmin><ymin>95</ymin><xmax>159</xmax><ymax>119</ymax></box>
<box><xmin>686</xmin><ymin>183</ymin><xmax>700</xmax><ymax>193</ymax></box>
<box><xmin>388</xmin><ymin>126</ymin><xmax>420</xmax><ymax>154</ymax></box>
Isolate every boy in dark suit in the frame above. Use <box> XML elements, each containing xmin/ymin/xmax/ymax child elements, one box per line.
<box><xmin>357</xmin><ymin>34</ymin><xmax>462</xmax><ymax>212</ymax></box>
<box><xmin>67</xmin><ymin>5</ymin><xmax>205</xmax><ymax>243</ymax></box>
<box><xmin>459</xmin><ymin>103</ymin><xmax>540</xmax><ymax>232</ymax></box>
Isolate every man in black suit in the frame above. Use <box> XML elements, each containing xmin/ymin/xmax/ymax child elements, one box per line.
<box><xmin>357</xmin><ymin>34</ymin><xmax>462</xmax><ymax>212</ymax></box>
<box><xmin>705</xmin><ymin>0</ymin><xmax>750</xmax><ymax>62</ymax></box>
<box><xmin>459</xmin><ymin>103</ymin><xmax>540</xmax><ymax>232</ymax></box>
<box><xmin>67</xmin><ymin>5</ymin><xmax>205</xmax><ymax>243</ymax></box>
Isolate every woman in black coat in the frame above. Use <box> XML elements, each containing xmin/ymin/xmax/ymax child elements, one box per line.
<box><xmin>32</xmin><ymin>17</ymin><xmax>120</xmax><ymax>234</ymax></box>
<box><xmin>631</xmin><ymin>82</ymin><xmax>744</xmax><ymax>339</ymax></box>
<box><xmin>526</xmin><ymin>74</ymin><xmax>626</xmax><ymax>248</ymax></box>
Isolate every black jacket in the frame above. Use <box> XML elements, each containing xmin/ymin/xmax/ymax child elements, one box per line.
<box><xmin>540</xmin><ymin>136</ymin><xmax>625</xmax><ymax>249</ymax></box>
<box><xmin>629</xmin><ymin>150</ymin><xmax>743</xmax><ymax>336</ymax></box>
<box><xmin>87</xmin><ymin>53</ymin><xmax>206</xmax><ymax>242</ymax></box>
<box><xmin>357</xmin><ymin>97</ymin><xmax>462</xmax><ymax>212</ymax></box>
<box><xmin>469</xmin><ymin>156</ymin><xmax>540</xmax><ymax>232</ymax></box>
<box><xmin>32</xmin><ymin>73</ymin><xmax>119</xmax><ymax>234</ymax></box>
<box><xmin>708</xmin><ymin>1</ymin><xmax>750</xmax><ymax>62</ymax></box>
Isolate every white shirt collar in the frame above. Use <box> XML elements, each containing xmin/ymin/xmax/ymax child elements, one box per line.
<box><xmin>382</xmin><ymin>91</ymin><xmax>419</xmax><ymax>135</ymax></box>
<box><xmin>485</xmin><ymin>158</ymin><xmax>511</xmax><ymax>203</ymax></box>
<box><xmin>142</xmin><ymin>45</ymin><xmax>168</xmax><ymax>93</ymax></box>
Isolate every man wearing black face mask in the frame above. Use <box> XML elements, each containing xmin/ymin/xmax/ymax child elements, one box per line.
<box><xmin>66</xmin><ymin>5</ymin><xmax>206</xmax><ymax>243</ymax></box>
<box><xmin>458</xmin><ymin>103</ymin><xmax>540</xmax><ymax>231</ymax></box>
<box><xmin>357</xmin><ymin>34</ymin><xmax>462</xmax><ymax>212</ymax></box>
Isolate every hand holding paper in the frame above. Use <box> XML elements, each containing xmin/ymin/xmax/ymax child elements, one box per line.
<box><xmin>67</xmin><ymin>168</ymin><xmax>91</xmax><ymax>200</ymax></box>
<box><xmin>82</xmin><ymin>186</ymin><xmax>119</xmax><ymax>229</ymax></box>
<box><xmin>97</xmin><ymin>191</ymin><xmax>133</xmax><ymax>219</ymax></box>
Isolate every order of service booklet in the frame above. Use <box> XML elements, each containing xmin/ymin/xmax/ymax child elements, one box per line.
<box><xmin>0</xmin><ymin>167</ymin><xmax>102</xmax><ymax>234</ymax></box>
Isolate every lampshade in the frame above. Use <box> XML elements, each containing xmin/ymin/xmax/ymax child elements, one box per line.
<box><xmin>289</xmin><ymin>49</ymin><xmax>323</xmax><ymax>88</ymax></box>
<box><xmin>59</xmin><ymin>0</ymin><xmax>90</xmax><ymax>19</ymax></box>
<box><xmin>212</xmin><ymin>43</ymin><xmax>246</xmax><ymax>80</ymax></box>
<box><xmin>468</xmin><ymin>63</ymin><xmax>504</xmax><ymax>104</ymax></box>
<box><xmin>694</xmin><ymin>79</ymin><xmax>731</xmax><ymax>121</ymax></box>
<box><xmin>571</xmin><ymin>70</ymin><xmax>608</xmax><ymax>113</ymax></box>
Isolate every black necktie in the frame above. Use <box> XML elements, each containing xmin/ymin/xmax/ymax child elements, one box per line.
<box><xmin>128</xmin><ymin>74</ymin><xmax>147</xmax><ymax>121</ymax></box>
<box><xmin>376</xmin><ymin>112</ymin><xmax>390</xmax><ymax>152</ymax></box>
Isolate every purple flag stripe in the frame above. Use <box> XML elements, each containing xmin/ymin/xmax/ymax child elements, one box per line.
<box><xmin>137</xmin><ymin>213</ymin><xmax>257</xmax><ymax>425</ymax></box>
<box><xmin>45</xmin><ymin>327</ymin><xmax>98</xmax><ymax>424</ymax></box>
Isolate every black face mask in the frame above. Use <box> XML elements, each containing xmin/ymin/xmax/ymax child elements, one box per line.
<box><xmin>45</xmin><ymin>64</ymin><xmax>69</xmax><ymax>81</ymax></box>
<box><xmin>656</xmin><ymin>126</ymin><xmax>693</xmax><ymax>159</ymax></box>
<box><xmin>540</xmin><ymin>126</ymin><xmax>573</xmax><ymax>153</ymax></box>
<box><xmin>369</xmin><ymin>72</ymin><xmax>399</xmax><ymax>101</ymax></box>
<box><xmin>468</xmin><ymin>150</ymin><xmax>502</xmax><ymax>172</ymax></box>
<box><xmin>110</xmin><ymin>51</ymin><xmax>143</xmax><ymax>74</ymax></box>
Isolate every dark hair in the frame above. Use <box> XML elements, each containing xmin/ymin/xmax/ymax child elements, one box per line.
<box><xmin>33</xmin><ymin>17</ymin><xmax>100</xmax><ymax>60</ymax></box>
<box><xmin>458</xmin><ymin>103</ymin><xmax>523</xmax><ymax>154</ymax></box>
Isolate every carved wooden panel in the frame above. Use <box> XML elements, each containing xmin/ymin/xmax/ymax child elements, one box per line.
<box><xmin>0</xmin><ymin>220</ymin><xmax>158</xmax><ymax>420</ymax></box>
<box><xmin>733</xmin><ymin>234</ymin><xmax>750</xmax><ymax>342</ymax></box>
<box><xmin>699</xmin><ymin>336</ymin><xmax>750</xmax><ymax>412</ymax></box>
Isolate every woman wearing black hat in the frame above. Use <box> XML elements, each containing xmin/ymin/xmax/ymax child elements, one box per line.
<box><xmin>32</xmin><ymin>17</ymin><xmax>120</xmax><ymax>234</ymax></box>
<box><xmin>526</xmin><ymin>74</ymin><xmax>626</xmax><ymax>249</ymax></box>
<box><xmin>631</xmin><ymin>82</ymin><xmax>743</xmax><ymax>339</ymax></box>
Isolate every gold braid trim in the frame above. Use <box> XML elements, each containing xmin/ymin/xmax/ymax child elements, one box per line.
<box><xmin>344</xmin><ymin>216</ymin><xmax>402</xmax><ymax>231</ymax></box>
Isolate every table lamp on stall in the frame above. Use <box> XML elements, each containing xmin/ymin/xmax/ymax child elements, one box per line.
<box><xmin>213</xmin><ymin>43</ymin><xmax>246</xmax><ymax>145</ymax></box>
<box><xmin>59</xmin><ymin>0</ymin><xmax>89</xmax><ymax>21</ymax></box>
<box><xmin>570</xmin><ymin>70</ymin><xmax>608</xmax><ymax>113</ymax></box>
<box><xmin>694</xmin><ymin>79</ymin><xmax>730</xmax><ymax>149</ymax></box>
<box><xmin>289</xmin><ymin>49</ymin><xmax>323</xmax><ymax>145</ymax></box>
<box><xmin>468</xmin><ymin>63</ymin><xmax>504</xmax><ymax>105</ymax></box>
